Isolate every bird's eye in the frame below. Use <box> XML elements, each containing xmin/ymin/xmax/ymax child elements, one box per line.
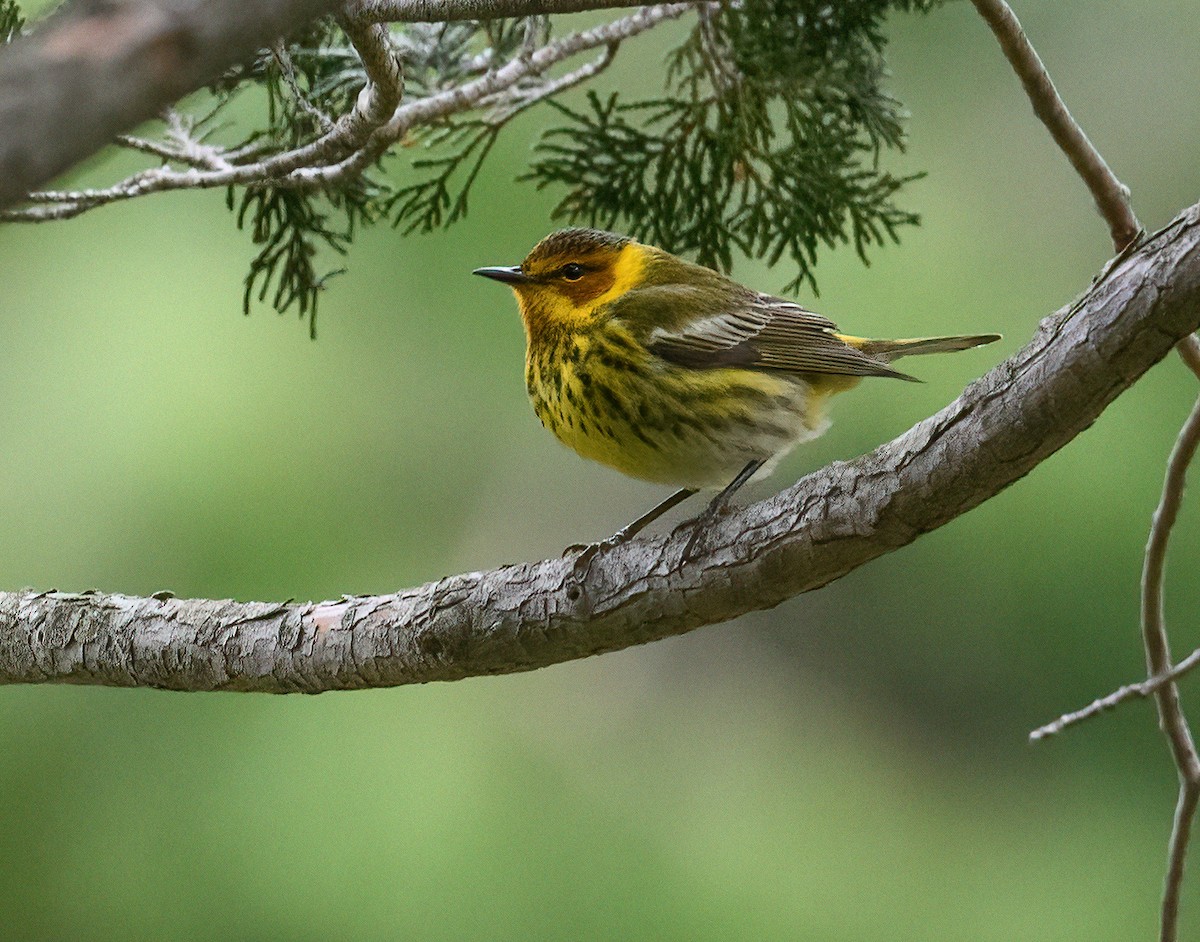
<box><xmin>561</xmin><ymin>263</ymin><xmax>585</xmax><ymax>281</ymax></box>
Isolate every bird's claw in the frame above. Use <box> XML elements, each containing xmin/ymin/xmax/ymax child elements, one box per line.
<box><xmin>679</xmin><ymin>502</ymin><xmax>729</xmax><ymax>562</ymax></box>
<box><xmin>566</xmin><ymin>532</ymin><xmax>614</xmax><ymax>576</ymax></box>
<box><xmin>572</xmin><ymin>541</ymin><xmax>603</xmax><ymax>577</ymax></box>
<box><xmin>565</xmin><ymin>537</ymin><xmax>611</xmax><ymax>599</ymax></box>
<box><xmin>564</xmin><ymin>528</ymin><xmax>638</xmax><ymax>599</ymax></box>
<box><xmin>680</xmin><ymin>519</ymin><xmax>709</xmax><ymax>562</ymax></box>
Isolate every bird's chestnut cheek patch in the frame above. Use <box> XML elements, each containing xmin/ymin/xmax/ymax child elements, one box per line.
<box><xmin>559</xmin><ymin>270</ymin><xmax>616</xmax><ymax>308</ymax></box>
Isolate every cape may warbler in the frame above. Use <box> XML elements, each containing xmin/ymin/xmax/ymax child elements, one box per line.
<box><xmin>475</xmin><ymin>228</ymin><xmax>999</xmax><ymax>553</ymax></box>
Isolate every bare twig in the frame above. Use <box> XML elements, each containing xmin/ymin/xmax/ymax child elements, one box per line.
<box><xmin>115</xmin><ymin>134</ymin><xmax>195</xmax><ymax>165</ymax></box>
<box><xmin>1165</xmin><ymin>787</ymin><xmax>1200</xmax><ymax>942</ymax></box>
<box><xmin>1178</xmin><ymin>333</ymin><xmax>1200</xmax><ymax>381</ymax></box>
<box><xmin>2</xmin><ymin>201</ymin><xmax>1200</xmax><ymax>693</ymax></box>
<box><xmin>483</xmin><ymin>41</ymin><xmax>618</xmax><ymax>124</ymax></box>
<box><xmin>1143</xmin><ymin>335</ymin><xmax>1200</xmax><ymax>942</ymax></box>
<box><xmin>1031</xmin><ymin>643</ymin><xmax>1200</xmax><ymax>742</ymax></box>
<box><xmin>163</xmin><ymin>110</ymin><xmax>236</xmax><ymax>170</ymax></box>
<box><xmin>970</xmin><ymin>0</ymin><xmax>1141</xmax><ymax>251</ymax></box>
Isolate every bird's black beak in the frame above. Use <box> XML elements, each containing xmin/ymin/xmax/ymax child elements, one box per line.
<box><xmin>473</xmin><ymin>265</ymin><xmax>530</xmax><ymax>285</ymax></box>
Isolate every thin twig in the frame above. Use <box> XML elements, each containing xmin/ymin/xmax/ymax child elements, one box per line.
<box><xmin>163</xmin><ymin>110</ymin><xmax>235</xmax><ymax>170</ymax></box>
<box><xmin>115</xmin><ymin>135</ymin><xmax>190</xmax><ymax>165</ymax></box>
<box><xmin>1178</xmin><ymin>333</ymin><xmax>1200</xmax><ymax>380</ymax></box>
<box><xmin>1030</xmin><ymin>337</ymin><xmax>1200</xmax><ymax>745</ymax></box>
<box><xmin>1165</xmin><ymin>786</ymin><xmax>1200</xmax><ymax>942</ymax></box>
<box><xmin>115</xmin><ymin>113</ymin><xmax>235</xmax><ymax>171</ymax></box>
<box><xmin>970</xmin><ymin>0</ymin><xmax>1141</xmax><ymax>251</ymax></box>
<box><xmin>1142</xmin><ymin>342</ymin><xmax>1200</xmax><ymax>942</ymax></box>
<box><xmin>271</xmin><ymin>41</ymin><xmax>337</xmax><ymax>133</ymax></box>
<box><xmin>1031</xmin><ymin>644</ymin><xmax>1200</xmax><ymax>742</ymax></box>
<box><xmin>483</xmin><ymin>41</ymin><xmax>618</xmax><ymax>124</ymax></box>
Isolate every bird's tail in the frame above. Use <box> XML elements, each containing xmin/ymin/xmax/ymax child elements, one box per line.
<box><xmin>841</xmin><ymin>333</ymin><xmax>1002</xmax><ymax>363</ymax></box>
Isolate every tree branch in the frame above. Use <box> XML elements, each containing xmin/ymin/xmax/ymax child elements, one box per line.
<box><xmin>1141</xmin><ymin>332</ymin><xmax>1200</xmax><ymax>942</ymax></box>
<box><xmin>0</xmin><ymin>2</ymin><xmax>689</xmax><ymax>222</ymax></box>
<box><xmin>970</xmin><ymin>0</ymin><xmax>1142</xmax><ymax>251</ymax></box>
<box><xmin>3</xmin><ymin>201</ymin><xmax>1200</xmax><ymax>692</ymax></box>
<box><xmin>0</xmin><ymin>0</ymin><xmax>348</xmax><ymax>211</ymax></box>
<box><xmin>1031</xmin><ymin>640</ymin><xmax>1200</xmax><ymax>742</ymax></box>
<box><xmin>347</xmin><ymin>0</ymin><xmax>652</xmax><ymax>23</ymax></box>
<box><xmin>0</xmin><ymin>0</ymin><xmax>702</xmax><ymax>215</ymax></box>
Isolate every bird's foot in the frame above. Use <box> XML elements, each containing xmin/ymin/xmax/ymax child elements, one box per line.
<box><xmin>679</xmin><ymin>500</ymin><xmax>731</xmax><ymax>562</ymax></box>
<box><xmin>679</xmin><ymin>459</ymin><xmax>763</xmax><ymax>562</ymax></box>
<box><xmin>564</xmin><ymin>528</ymin><xmax>636</xmax><ymax>599</ymax></box>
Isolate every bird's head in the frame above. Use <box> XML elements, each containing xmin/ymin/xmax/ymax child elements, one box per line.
<box><xmin>474</xmin><ymin>228</ymin><xmax>648</xmax><ymax>332</ymax></box>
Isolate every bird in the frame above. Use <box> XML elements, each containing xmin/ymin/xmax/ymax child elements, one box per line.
<box><xmin>474</xmin><ymin>227</ymin><xmax>999</xmax><ymax>559</ymax></box>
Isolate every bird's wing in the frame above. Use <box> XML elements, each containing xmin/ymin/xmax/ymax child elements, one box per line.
<box><xmin>646</xmin><ymin>293</ymin><xmax>910</xmax><ymax>379</ymax></box>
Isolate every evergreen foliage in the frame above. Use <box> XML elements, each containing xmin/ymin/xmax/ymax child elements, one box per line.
<box><xmin>527</xmin><ymin>0</ymin><xmax>946</xmax><ymax>291</ymax></box>
<box><xmin>0</xmin><ymin>0</ymin><xmax>24</xmax><ymax>43</ymax></box>
<box><xmin>211</xmin><ymin>17</ymin><xmax>535</xmax><ymax>330</ymax></box>
<box><xmin>217</xmin><ymin>21</ymin><xmax>385</xmax><ymax>335</ymax></box>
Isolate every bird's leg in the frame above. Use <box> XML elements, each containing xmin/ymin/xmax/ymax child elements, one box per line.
<box><xmin>681</xmin><ymin>459</ymin><xmax>765</xmax><ymax>561</ymax></box>
<box><xmin>610</xmin><ymin>486</ymin><xmax>701</xmax><ymax>545</ymax></box>
<box><xmin>567</xmin><ymin>486</ymin><xmax>699</xmax><ymax>584</ymax></box>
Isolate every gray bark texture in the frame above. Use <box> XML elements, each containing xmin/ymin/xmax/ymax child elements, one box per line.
<box><xmin>3</xmin><ymin>201</ymin><xmax>1200</xmax><ymax>693</ymax></box>
<box><xmin>0</xmin><ymin>0</ymin><xmax>344</xmax><ymax>209</ymax></box>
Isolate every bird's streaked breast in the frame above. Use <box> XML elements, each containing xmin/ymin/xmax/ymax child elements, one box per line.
<box><xmin>524</xmin><ymin>323</ymin><xmax>833</xmax><ymax>488</ymax></box>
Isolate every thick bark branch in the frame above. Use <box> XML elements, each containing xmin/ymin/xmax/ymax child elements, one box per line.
<box><xmin>0</xmin><ymin>0</ymin><xmax>346</xmax><ymax>210</ymax></box>
<box><xmin>4</xmin><ymin>201</ymin><xmax>1200</xmax><ymax>693</ymax></box>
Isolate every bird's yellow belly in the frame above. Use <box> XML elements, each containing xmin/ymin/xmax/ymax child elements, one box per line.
<box><xmin>526</xmin><ymin>334</ymin><xmax>836</xmax><ymax>489</ymax></box>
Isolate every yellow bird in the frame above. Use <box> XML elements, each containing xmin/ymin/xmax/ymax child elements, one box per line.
<box><xmin>475</xmin><ymin>227</ymin><xmax>999</xmax><ymax>553</ymax></box>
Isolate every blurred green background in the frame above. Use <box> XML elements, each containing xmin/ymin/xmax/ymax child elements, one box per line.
<box><xmin>2</xmin><ymin>1</ymin><xmax>1200</xmax><ymax>938</ymax></box>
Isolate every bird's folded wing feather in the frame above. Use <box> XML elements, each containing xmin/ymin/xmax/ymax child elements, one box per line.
<box><xmin>641</xmin><ymin>292</ymin><xmax>905</xmax><ymax>379</ymax></box>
